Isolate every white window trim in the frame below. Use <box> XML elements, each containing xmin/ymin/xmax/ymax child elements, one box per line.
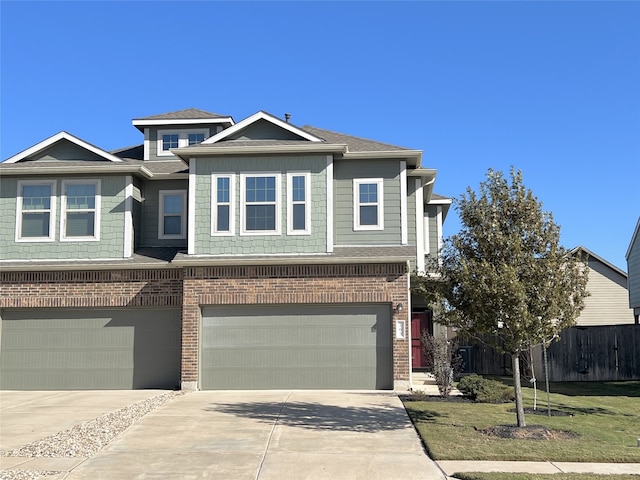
<box><xmin>60</xmin><ymin>179</ymin><xmax>101</xmax><ymax>242</ymax></box>
<box><xmin>158</xmin><ymin>190</ymin><xmax>187</xmax><ymax>239</ymax></box>
<box><xmin>211</xmin><ymin>173</ymin><xmax>236</xmax><ymax>236</ymax></box>
<box><xmin>353</xmin><ymin>178</ymin><xmax>384</xmax><ymax>231</ymax></box>
<box><xmin>287</xmin><ymin>171</ymin><xmax>311</xmax><ymax>235</ymax></box>
<box><xmin>157</xmin><ymin>128</ymin><xmax>209</xmax><ymax>157</ymax></box>
<box><xmin>15</xmin><ymin>180</ymin><xmax>57</xmax><ymax>243</ymax></box>
<box><xmin>240</xmin><ymin>172</ymin><xmax>281</xmax><ymax>236</ymax></box>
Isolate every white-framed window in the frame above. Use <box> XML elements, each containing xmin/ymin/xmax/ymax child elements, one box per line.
<box><xmin>211</xmin><ymin>174</ymin><xmax>235</xmax><ymax>236</ymax></box>
<box><xmin>157</xmin><ymin>129</ymin><xmax>209</xmax><ymax>156</ymax></box>
<box><xmin>287</xmin><ymin>172</ymin><xmax>310</xmax><ymax>235</ymax></box>
<box><xmin>353</xmin><ymin>178</ymin><xmax>384</xmax><ymax>231</ymax></box>
<box><xmin>240</xmin><ymin>173</ymin><xmax>281</xmax><ymax>235</ymax></box>
<box><xmin>61</xmin><ymin>179</ymin><xmax>101</xmax><ymax>241</ymax></box>
<box><xmin>158</xmin><ymin>190</ymin><xmax>187</xmax><ymax>239</ymax></box>
<box><xmin>16</xmin><ymin>180</ymin><xmax>56</xmax><ymax>242</ymax></box>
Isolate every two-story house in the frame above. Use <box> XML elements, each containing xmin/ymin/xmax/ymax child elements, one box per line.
<box><xmin>0</xmin><ymin>108</ymin><xmax>449</xmax><ymax>391</ymax></box>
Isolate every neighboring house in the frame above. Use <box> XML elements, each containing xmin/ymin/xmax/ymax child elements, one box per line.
<box><xmin>571</xmin><ymin>246</ymin><xmax>633</xmax><ymax>326</ymax></box>
<box><xmin>627</xmin><ymin>218</ymin><xmax>640</xmax><ymax>325</ymax></box>
<box><xmin>0</xmin><ymin>108</ymin><xmax>448</xmax><ymax>391</ymax></box>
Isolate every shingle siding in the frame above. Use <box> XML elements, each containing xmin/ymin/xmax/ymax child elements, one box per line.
<box><xmin>0</xmin><ymin>176</ymin><xmax>127</xmax><ymax>260</ymax></box>
<box><xmin>333</xmin><ymin>159</ymin><xmax>402</xmax><ymax>245</ymax></box>
<box><xmin>193</xmin><ymin>155</ymin><xmax>328</xmax><ymax>255</ymax></box>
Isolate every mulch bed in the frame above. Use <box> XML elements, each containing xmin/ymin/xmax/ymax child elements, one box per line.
<box><xmin>479</xmin><ymin>424</ymin><xmax>579</xmax><ymax>440</ymax></box>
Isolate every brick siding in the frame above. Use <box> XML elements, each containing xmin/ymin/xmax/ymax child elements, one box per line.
<box><xmin>182</xmin><ymin>263</ymin><xmax>409</xmax><ymax>386</ymax></box>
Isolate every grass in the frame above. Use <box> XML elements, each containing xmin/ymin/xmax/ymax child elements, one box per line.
<box><xmin>403</xmin><ymin>379</ymin><xmax>640</xmax><ymax>462</ymax></box>
<box><xmin>453</xmin><ymin>474</ymin><xmax>640</xmax><ymax>480</ymax></box>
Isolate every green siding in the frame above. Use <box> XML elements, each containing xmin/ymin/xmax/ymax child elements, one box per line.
<box><xmin>407</xmin><ymin>178</ymin><xmax>418</xmax><ymax>245</ymax></box>
<box><xmin>27</xmin><ymin>140</ymin><xmax>107</xmax><ymax>162</ymax></box>
<box><xmin>200</xmin><ymin>304</ymin><xmax>392</xmax><ymax>390</ymax></box>
<box><xmin>147</xmin><ymin>124</ymin><xmax>213</xmax><ymax>160</ymax></box>
<box><xmin>0</xmin><ymin>308</ymin><xmax>181</xmax><ymax>390</ymax></box>
<box><xmin>334</xmin><ymin>160</ymin><xmax>402</xmax><ymax>245</ymax></box>
<box><xmin>0</xmin><ymin>176</ymin><xmax>127</xmax><ymax>260</ymax></box>
<box><xmin>194</xmin><ymin>155</ymin><xmax>327</xmax><ymax>255</ymax></box>
<box><xmin>424</xmin><ymin>205</ymin><xmax>439</xmax><ymax>263</ymax></box>
<box><xmin>139</xmin><ymin>179</ymin><xmax>188</xmax><ymax>247</ymax></box>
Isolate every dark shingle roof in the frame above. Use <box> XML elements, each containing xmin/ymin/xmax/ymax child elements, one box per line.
<box><xmin>133</xmin><ymin>108</ymin><xmax>230</xmax><ymax>121</ymax></box>
<box><xmin>110</xmin><ymin>144</ymin><xmax>144</xmax><ymax>160</ymax></box>
<box><xmin>301</xmin><ymin>126</ymin><xmax>410</xmax><ymax>152</ymax></box>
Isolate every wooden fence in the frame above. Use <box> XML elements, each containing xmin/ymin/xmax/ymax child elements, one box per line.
<box><xmin>461</xmin><ymin>325</ymin><xmax>640</xmax><ymax>382</ymax></box>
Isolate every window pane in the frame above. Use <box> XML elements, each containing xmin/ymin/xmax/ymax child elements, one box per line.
<box><xmin>164</xmin><ymin>216</ymin><xmax>182</xmax><ymax>235</ymax></box>
<box><xmin>22</xmin><ymin>185</ymin><xmax>51</xmax><ymax>210</ymax></box>
<box><xmin>246</xmin><ymin>205</ymin><xmax>275</xmax><ymax>231</ymax></box>
<box><xmin>22</xmin><ymin>213</ymin><xmax>49</xmax><ymax>237</ymax></box>
<box><xmin>67</xmin><ymin>184</ymin><xmax>95</xmax><ymax>209</ymax></box>
<box><xmin>162</xmin><ymin>134</ymin><xmax>179</xmax><ymax>150</ymax></box>
<box><xmin>292</xmin><ymin>176</ymin><xmax>305</xmax><ymax>202</ymax></box>
<box><xmin>217</xmin><ymin>177</ymin><xmax>230</xmax><ymax>203</ymax></box>
<box><xmin>188</xmin><ymin>133</ymin><xmax>205</xmax><ymax>145</ymax></box>
<box><xmin>246</xmin><ymin>176</ymin><xmax>276</xmax><ymax>203</ymax></box>
<box><xmin>293</xmin><ymin>204</ymin><xmax>305</xmax><ymax>230</ymax></box>
<box><xmin>163</xmin><ymin>194</ymin><xmax>183</xmax><ymax>214</ymax></box>
<box><xmin>360</xmin><ymin>205</ymin><xmax>378</xmax><ymax>226</ymax></box>
<box><xmin>66</xmin><ymin>212</ymin><xmax>95</xmax><ymax>237</ymax></box>
<box><xmin>359</xmin><ymin>183</ymin><xmax>377</xmax><ymax>203</ymax></box>
<box><xmin>217</xmin><ymin>205</ymin><xmax>230</xmax><ymax>231</ymax></box>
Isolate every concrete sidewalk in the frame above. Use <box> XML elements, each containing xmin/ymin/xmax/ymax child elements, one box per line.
<box><xmin>437</xmin><ymin>460</ymin><xmax>640</xmax><ymax>476</ymax></box>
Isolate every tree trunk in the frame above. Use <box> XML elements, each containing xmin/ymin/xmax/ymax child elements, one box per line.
<box><xmin>512</xmin><ymin>353</ymin><xmax>526</xmax><ymax>427</ymax></box>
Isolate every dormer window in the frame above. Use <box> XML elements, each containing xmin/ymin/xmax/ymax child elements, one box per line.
<box><xmin>157</xmin><ymin>129</ymin><xmax>209</xmax><ymax>156</ymax></box>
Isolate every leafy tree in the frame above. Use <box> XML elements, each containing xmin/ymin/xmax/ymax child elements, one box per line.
<box><xmin>413</xmin><ymin>168</ymin><xmax>588</xmax><ymax>427</ymax></box>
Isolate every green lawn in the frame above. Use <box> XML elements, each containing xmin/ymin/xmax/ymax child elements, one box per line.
<box><xmin>403</xmin><ymin>380</ymin><xmax>640</xmax><ymax>462</ymax></box>
<box><xmin>454</xmin><ymin>474</ymin><xmax>640</xmax><ymax>480</ymax></box>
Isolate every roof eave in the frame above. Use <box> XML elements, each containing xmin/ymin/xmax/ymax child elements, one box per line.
<box><xmin>172</xmin><ymin>255</ymin><xmax>412</xmax><ymax>267</ymax></box>
<box><xmin>0</xmin><ymin>164</ymin><xmax>149</xmax><ymax>176</ymax></box>
<box><xmin>172</xmin><ymin>143</ymin><xmax>348</xmax><ymax>159</ymax></box>
<box><xmin>344</xmin><ymin>150</ymin><xmax>422</xmax><ymax>167</ymax></box>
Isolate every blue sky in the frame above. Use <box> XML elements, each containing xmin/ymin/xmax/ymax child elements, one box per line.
<box><xmin>2</xmin><ymin>1</ymin><xmax>638</xmax><ymax>270</ymax></box>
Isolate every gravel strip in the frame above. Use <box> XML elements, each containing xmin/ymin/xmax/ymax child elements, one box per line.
<box><xmin>2</xmin><ymin>390</ymin><xmax>185</xmax><ymax>459</ymax></box>
<box><xmin>0</xmin><ymin>471</ymin><xmax>61</xmax><ymax>480</ymax></box>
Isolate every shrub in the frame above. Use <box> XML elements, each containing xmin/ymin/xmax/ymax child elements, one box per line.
<box><xmin>420</xmin><ymin>332</ymin><xmax>464</xmax><ymax>398</ymax></box>
<box><xmin>457</xmin><ymin>374</ymin><xmax>514</xmax><ymax>403</ymax></box>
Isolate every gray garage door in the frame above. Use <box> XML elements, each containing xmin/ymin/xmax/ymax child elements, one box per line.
<box><xmin>0</xmin><ymin>308</ymin><xmax>181</xmax><ymax>390</ymax></box>
<box><xmin>201</xmin><ymin>304</ymin><xmax>393</xmax><ymax>390</ymax></box>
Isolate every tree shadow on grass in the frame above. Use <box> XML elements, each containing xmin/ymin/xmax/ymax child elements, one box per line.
<box><xmin>205</xmin><ymin>400</ymin><xmax>413</xmax><ymax>433</ymax></box>
<box><xmin>406</xmin><ymin>409</ymin><xmax>448</xmax><ymax>424</ymax></box>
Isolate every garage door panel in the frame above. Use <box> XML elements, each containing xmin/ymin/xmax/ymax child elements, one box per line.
<box><xmin>201</xmin><ymin>304</ymin><xmax>393</xmax><ymax>390</ymax></box>
<box><xmin>0</xmin><ymin>308</ymin><xmax>181</xmax><ymax>390</ymax></box>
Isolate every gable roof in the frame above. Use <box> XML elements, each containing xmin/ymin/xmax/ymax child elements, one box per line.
<box><xmin>3</xmin><ymin>131</ymin><xmax>123</xmax><ymax>164</ymax></box>
<box><xmin>572</xmin><ymin>246</ymin><xmax>627</xmax><ymax>278</ymax></box>
<box><xmin>202</xmin><ymin>111</ymin><xmax>323</xmax><ymax>144</ymax></box>
<box><xmin>626</xmin><ymin>217</ymin><xmax>640</xmax><ymax>260</ymax></box>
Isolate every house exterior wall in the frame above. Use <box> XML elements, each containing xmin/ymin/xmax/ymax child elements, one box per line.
<box><xmin>576</xmin><ymin>258</ymin><xmax>633</xmax><ymax>326</ymax></box>
<box><xmin>424</xmin><ymin>205</ymin><xmax>439</xmax><ymax>260</ymax></box>
<box><xmin>28</xmin><ymin>141</ymin><xmax>107</xmax><ymax>162</ymax></box>
<box><xmin>0</xmin><ymin>175</ymin><xmax>128</xmax><ymax>260</ymax></box>
<box><xmin>333</xmin><ymin>159</ymin><xmax>402</xmax><ymax>245</ymax></box>
<box><xmin>180</xmin><ymin>263</ymin><xmax>410</xmax><ymax>390</ymax></box>
<box><xmin>193</xmin><ymin>155</ymin><xmax>328</xmax><ymax>255</ymax></box>
<box><xmin>139</xmin><ymin>179</ymin><xmax>189</xmax><ymax>248</ymax></box>
<box><xmin>628</xmin><ymin>232</ymin><xmax>640</xmax><ymax>313</ymax></box>
<box><xmin>146</xmin><ymin>125</ymin><xmax>213</xmax><ymax>160</ymax></box>
<box><xmin>0</xmin><ymin>269</ymin><xmax>183</xmax><ymax>309</ymax></box>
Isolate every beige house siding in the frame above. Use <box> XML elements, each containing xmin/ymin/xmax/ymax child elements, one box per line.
<box><xmin>576</xmin><ymin>256</ymin><xmax>633</xmax><ymax>326</ymax></box>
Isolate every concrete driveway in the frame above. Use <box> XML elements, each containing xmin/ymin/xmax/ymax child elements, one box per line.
<box><xmin>2</xmin><ymin>390</ymin><xmax>446</xmax><ymax>479</ymax></box>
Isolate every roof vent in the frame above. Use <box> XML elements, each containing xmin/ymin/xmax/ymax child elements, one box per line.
<box><xmin>284</xmin><ymin>113</ymin><xmax>291</xmax><ymax>123</ymax></box>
